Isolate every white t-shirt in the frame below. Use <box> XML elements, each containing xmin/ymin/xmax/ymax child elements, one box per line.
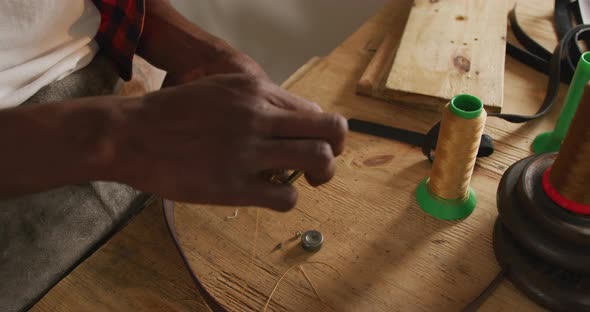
<box><xmin>0</xmin><ymin>0</ymin><xmax>101</xmax><ymax>108</ymax></box>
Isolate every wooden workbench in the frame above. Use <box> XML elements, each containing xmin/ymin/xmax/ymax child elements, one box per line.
<box><xmin>170</xmin><ymin>1</ymin><xmax>563</xmax><ymax>311</ymax></box>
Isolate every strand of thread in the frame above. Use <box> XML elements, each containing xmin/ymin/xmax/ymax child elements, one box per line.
<box><xmin>299</xmin><ymin>265</ymin><xmax>323</xmax><ymax>304</ymax></box>
<box><xmin>243</xmin><ymin>208</ymin><xmax>341</xmax><ymax>311</ymax></box>
<box><xmin>226</xmin><ymin>208</ymin><xmax>240</xmax><ymax>220</ymax></box>
<box><xmin>550</xmin><ymin>86</ymin><xmax>590</xmax><ymax>205</ymax></box>
<box><xmin>263</xmin><ymin>261</ymin><xmax>342</xmax><ymax>312</ymax></box>
<box><xmin>242</xmin><ymin>208</ymin><xmax>260</xmax><ymax>291</ymax></box>
<box><xmin>429</xmin><ymin>103</ymin><xmax>487</xmax><ymax>199</ymax></box>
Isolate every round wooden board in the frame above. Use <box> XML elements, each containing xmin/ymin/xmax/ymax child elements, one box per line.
<box><xmin>169</xmin><ymin>0</ymin><xmax>559</xmax><ymax>310</ymax></box>
<box><xmin>171</xmin><ymin>133</ymin><xmax>540</xmax><ymax>312</ymax></box>
<box><xmin>173</xmin><ymin>136</ymin><xmax>495</xmax><ymax>311</ymax></box>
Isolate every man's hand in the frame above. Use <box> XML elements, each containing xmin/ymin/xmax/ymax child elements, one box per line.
<box><xmin>162</xmin><ymin>48</ymin><xmax>269</xmax><ymax>87</ymax></box>
<box><xmin>0</xmin><ymin>74</ymin><xmax>346</xmax><ymax>211</ymax></box>
<box><xmin>112</xmin><ymin>74</ymin><xmax>347</xmax><ymax>211</ymax></box>
<box><xmin>0</xmin><ymin>0</ymin><xmax>347</xmax><ymax>211</ymax></box>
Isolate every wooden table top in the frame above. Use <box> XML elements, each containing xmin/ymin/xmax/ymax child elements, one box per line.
<box><xmin>171</xmin><ymin>1</ymin><xmax>561</xmax><ymax>311</ymax></box>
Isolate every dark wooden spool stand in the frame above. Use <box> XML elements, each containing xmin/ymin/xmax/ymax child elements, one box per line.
<box><xmin>494</xmin><ymin>154</ymin><xmax>590</xmax><ymax>311</ymax></box>
<box><xmin>494</xmin><ymin>91</ymin><xmax>590</xmax><ymax>311</ymax></box>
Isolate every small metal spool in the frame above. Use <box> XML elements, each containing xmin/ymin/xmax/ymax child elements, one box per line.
<box><xmin>301</xmin><ymin>230</ymin><xmax>324</xmax><ymax>252</ymax></box>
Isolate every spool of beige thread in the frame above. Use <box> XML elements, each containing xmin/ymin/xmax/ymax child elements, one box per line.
<box><xmin>416</xmin><ymin>94</ymin><xmax>487</xmax><ymax>220</ymax></box>
<box><xmin>544</xmin><ymin>86</ymin><xmax>590</xmax><ymax>212</ymax></box>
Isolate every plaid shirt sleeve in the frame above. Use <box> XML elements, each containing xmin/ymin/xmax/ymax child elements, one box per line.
<box><xmin>91</xmin><ymin>0</ymin><xmax>145</xmax><ymax>81</ymax></box>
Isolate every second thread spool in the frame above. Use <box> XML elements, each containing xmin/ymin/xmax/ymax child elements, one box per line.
<box><xmin>416</xmin><ymin>94</ymin><xmax>487</xmax><ymax>220</ymax></box>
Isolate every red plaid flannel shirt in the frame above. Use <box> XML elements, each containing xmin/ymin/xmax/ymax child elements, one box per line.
<box><xmin>91</xmin><ymin>0</ymin><xmax>145</xmax><ymax>81</ymax></box>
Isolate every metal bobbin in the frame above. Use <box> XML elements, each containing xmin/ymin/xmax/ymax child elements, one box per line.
<box><xmin>301</xmin><ymin>230</ymin><xmax>324</xmax><ymax>253</ymax></box>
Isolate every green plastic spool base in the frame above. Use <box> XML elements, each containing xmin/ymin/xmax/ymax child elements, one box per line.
<box><xmin>416</xmin><ymin>179</ymin><xmax>477</xmax><ymax>221</ymax></box>
<box><xmin>532</xmin><ymin>131</ymin><xmax>563</xmax><ymax>154</ymax></box>
<box><xmin>533</xmin><ymin>51</ymin><xmax>590</xmax><ymax>154</ymax></box>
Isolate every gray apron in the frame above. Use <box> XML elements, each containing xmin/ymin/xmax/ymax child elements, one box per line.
<box><xmin>0</xmin><ymin>55</ymin><xmax>152</xmax><ymax>312</ymax></box>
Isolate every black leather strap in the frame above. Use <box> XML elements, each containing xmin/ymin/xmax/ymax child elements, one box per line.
<box><xmin>510</xmin><ymin>7</ymin><xmax>552</xmax><ymax>62</ymax></box>
<box><xmin>461</xmin><ymin>268</ymin><xmax>509</xmax><ymax>312</ymax></box>
<box><xmin>348</xmin><ymin>119</ymin><xmax>494</xmax><ymax>162</ymax></box>
<box><xmin>555</xmin><ymin>0</ymin><xmax>573</xmax><ymax>40</ymax></box>
<box><xmin>347</xmin><ymin>119</ymin><xmax>425</xmax><ymax>147</ymax></box>
<box><xmin>495</xmin><ymin>24</ymin><xmax>590</xmax><ymax>123</ymax></box>
<box><xmin>508</xmin><ymin>4</ymin><xmax>574</xmax><ymax>83</ymax></box>
<box><xmin>506</xmin><ymin>1</ymin><xmax>590</xmax><ymax>83</ymax></box>
<box><xmin>506</xmin><ymin>42</ymin><xmax>551</xmax><ymax>76</ymax></box>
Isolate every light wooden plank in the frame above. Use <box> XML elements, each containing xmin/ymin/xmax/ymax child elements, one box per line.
<box><xmin>357</xmin><ymin>1</ymin><xmax>412</xmax><ymax>97</ymax></box>
<box><xmin>384</xmin><ymin>0</ymin><xmax>507</xmax><ymax>112</ymax></box>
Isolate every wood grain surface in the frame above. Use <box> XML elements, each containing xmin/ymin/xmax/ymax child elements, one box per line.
<box><xmin>380</xmin><ymin>0</ymin><xmax>507</xmax><ymax>112</ymax></box>
<box><xmin>171</xmin><ymin>0</ymin><xmax>562</xmax><ymax>311</ymax></box>
<box><xmin>31</xmin><ymin>200</ymin><xmax>211</xmax><ymax>312</ymax></box>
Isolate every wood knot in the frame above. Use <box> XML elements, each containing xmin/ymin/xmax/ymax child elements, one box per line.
<box><xmin>453</xmin><ymin>55</ymin><xmax>471</xmax><ymax>73</ymax></box>
<box><xmin>457</xmin><ymin>264</ymin><xmax>471</xmax><ymax>275</ymax></box>
<box><xmin>456</xmin><ymin>15</ymin><xmax>466</xmax><ymax>21</ymax></box>
<box><xmin>429</xmin><ymin>0</ymin><xmax>439</xmax><ymax>2</ymax></box>
<box><xmin>362</xmin><ymin>155</ymin><xmax>395</xmax><ymax>167</ymax></box>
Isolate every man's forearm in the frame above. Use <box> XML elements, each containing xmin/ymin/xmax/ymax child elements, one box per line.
<box><xmin>0</xmin><ymin>97</ymin><xmax>126</xmax><ymax>197</ymax></box>
<box><xmin>137</xmin><ymin>0</ymin><xmax>234</xmax><ymax>77</ymax></box>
